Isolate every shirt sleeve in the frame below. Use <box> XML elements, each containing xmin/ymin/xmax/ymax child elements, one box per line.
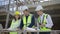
<box><xmin>28</xmin><ymin>16</ymin><xmax>35</xmax><ymax>28</ymax></box>
<box><xmin>46</xmin><ymin>15</ymin><xmax>53</xmax><ymax>28</ymax></box>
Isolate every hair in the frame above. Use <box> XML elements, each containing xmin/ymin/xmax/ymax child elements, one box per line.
<box><xmin>40</xmin><ymin>10</ymin><xmax>43</xmax><ymax>11</ymax></box>
<box><xmin>25</xmin><ymin>9</ymin><xmax>28</xmax><ymax>11</ymax></box>
<box><xmin>14</xmin><ymin>15</ymin><xmax>21</xmax><ymax>21</ymax></box>
<box><xmin>24</xmin><ymin>9</ymin><xmax>29</xmax><ymax>11</ymax></box>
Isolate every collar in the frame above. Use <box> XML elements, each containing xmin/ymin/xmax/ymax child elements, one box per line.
<box><xmin>40</xmin><ymin>13</ymin><xmax>45</xmax><ymax>17</ymax></box>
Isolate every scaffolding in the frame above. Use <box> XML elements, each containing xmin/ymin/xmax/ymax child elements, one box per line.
<box><xmin>0</xmin><ymin>0</ymin><xmax>42</xmax><ymax>29</ymax></box>
<box><xmin>0</xmin><ymin>29</ymin><xmax>60</xmax><ymax>34</ymax></box>
<box><xmin>0</xmin><ymin>0</ymin><xmax>60</xmax><ymax>34</ymax></box>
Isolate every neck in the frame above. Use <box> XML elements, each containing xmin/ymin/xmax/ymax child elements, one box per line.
<box><xmin>16</xmin><ymin>18</ymin><xmax>18</xmax><ymax>20</ymax></box>
<box><xmin>25</xmin><ymin>13</ymin><xmax>30</xmax><ymax>16</ymax></box>
<box><xmin>25</xmin><ymin>14</ymin><xmax>29</xmax><ymax>16</ymax></box>
<box><xmin>39</xmin><ymin>13</ymin><xmax>43</xmax><ymax>16</ymax></box>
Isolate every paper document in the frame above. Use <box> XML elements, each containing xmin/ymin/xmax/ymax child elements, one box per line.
<box><xmin>26</xmin><ymin>27</ymin><xmax>37</xmax><ymax>32</ymax></box>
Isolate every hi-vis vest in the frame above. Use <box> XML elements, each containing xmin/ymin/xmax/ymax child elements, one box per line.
<box><xmin>10</xmin><ymin>19</ymin><xmax>20</xmax><ymax>29</ymax></box>
<box><xmin>23</xmin><ymin>14</ymin><xmax>33</xmax><ymax>28</ymax></box>
<box><xmin>10</xmin><ymin>19</ymin><xmax>20</xmax><ymax>34</ymax></box>
<box><xmin>38</xmin><ymin>14</ymin><xmax>51</xmax><ymax>31</ymax></box>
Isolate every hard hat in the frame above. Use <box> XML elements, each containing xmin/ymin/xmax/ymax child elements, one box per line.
<box><xmin>14</xmin><ymin>11</ymin><xmax>20</xmax><ymax>15</ymax></box>
<box><xmin>22</xmin><ymin>6</ymin><xmax>28</xmax><ymax>11</ymax></box>
<box><xmin>35</xmin><ymin>5</ymin><xmax>43</xmax><ymax>11</ymax></box>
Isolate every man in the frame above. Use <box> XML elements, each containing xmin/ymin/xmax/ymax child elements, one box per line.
<box><xmin>35</xmin><ymin>5</ymin><xmax>53</xmax><ymax>34</ymax></box>
<box><xmin>19</xmin><ymin>6</ymin><xmax>35</xmax><ymax>33</ymax></box>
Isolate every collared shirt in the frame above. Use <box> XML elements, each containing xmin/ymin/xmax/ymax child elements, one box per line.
<box><xmin>39</xmin><ymin>13</ymin><xmax>53</xmax><ymax>28</ymax></box>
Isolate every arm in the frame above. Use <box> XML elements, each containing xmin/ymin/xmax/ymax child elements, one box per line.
<box><xmin>46</xmin><ymin>15</ymin><xmax>53</xmax><ymax>28</ymax></box>
<box><xmin>8</xmin><ymin>19</ymin><xmax>14</xmax><ymax>29</ymax></box>
<box><xmin>28</xmin><ymin>16</ymin><xmax>35</xmax><ymax>28</ymax></box>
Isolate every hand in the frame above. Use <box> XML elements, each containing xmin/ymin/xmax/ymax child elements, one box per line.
<box><xmin>40</xmin><ymin>24</ymin><xmax>45</xmax><ymax>27</ymax></box>
<box><xmin>16</xmin><ymin>28</ymin><xmax>22</xmax><ymax>30</ymax></box>
<box><xmin>35</xmin><ymin>27</ymin><xmax>37</xmax><ymax>30</ymax></box>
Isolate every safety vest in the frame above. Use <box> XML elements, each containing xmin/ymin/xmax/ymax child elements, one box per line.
<box><xmin>38</xmin><ymin>14</ymin><xmax>51</xmax><ymax>31</ymax></box>
<box><xmin>23</xmin><ymin>14</ymin><xmax>33</xmax><ymax>29</ymax></box>
<box><xmin>10</xmin><ymin>19</ymin><xmax>20</xmax><ymax>34</ymax></box>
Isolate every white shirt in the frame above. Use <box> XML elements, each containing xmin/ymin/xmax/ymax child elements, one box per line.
<box><xmin>39</xmin><ymin>13</ymin><xmax>53</xmax><ymax>28</ymax></box>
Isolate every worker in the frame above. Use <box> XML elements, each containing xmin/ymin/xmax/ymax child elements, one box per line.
<box><xmin>19</xmin><ymin>6</ymin><xmax>35</xmax><ymax>34</ymax></box>
<box><xmin>35</xmin><ymin>5</ymin><xmax>53</xmax><ymax>34</ymax></box>
<box><xmin>9</xmin><ymin>11</ymin><xmax>21</xmax><ymax>34</ymax></box>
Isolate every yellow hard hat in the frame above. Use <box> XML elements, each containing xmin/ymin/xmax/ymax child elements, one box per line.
<box><xmin>14</xmin><ymin>11</ymin><xmax>20</xmax><ymax>15</ymax></box>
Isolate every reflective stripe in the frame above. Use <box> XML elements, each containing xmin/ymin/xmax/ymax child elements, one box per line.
<box><xmin>38</xmin><ymin>14</ymin><xmax>51</xmax><ymax>31</ymax></box>
<box><xmin>38</xmin><ymin>17</ymin><xmax>41</xmax><ymax>23</ymax></box>
<box><xmin>23</xmin><ymin>14</ymin><xmax>32</xmax><ymax>28</ymax></box>
<box><xmin>10</xmin><ymin>32</ymin><xmax>18</xmax><ymax>34</ymax></box>
<box><xmin>42</xmin><ymin>14</ymin><xmax>48</xmax><ymax>24</ymax></box>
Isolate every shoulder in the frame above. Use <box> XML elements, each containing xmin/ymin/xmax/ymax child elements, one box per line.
<box><xmin>30</xmin><ymin>14</ymin><xmax>34</xmax><ymax>16</ymax></box>
<box><xmin>45</xmin><ymin>13</ymin><xmax>50</xmax><ymax>16</ymax></box>
<box><xmin>30</xmin><ymin>14</ymin><xmax>35</xmax><ymax>18</ymax></box>
<box><xmin>44</xmin><ymin>13</ymin><xmax>51</xmax><ymax>18</ymax></box>
<box><xmin>30</xmin><ymin>14</ymin><xmax>35</xmax><ymax>20</ymax></box>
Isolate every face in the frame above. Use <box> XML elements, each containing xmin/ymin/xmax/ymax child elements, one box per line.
<box><xmin>37</xmin><ymin>10</ymin><xmax>43</xmax><ymax>15</ymax></box>
<box><xmin>23</xmin><ymin>10</ymin><xmax>29</xmax><ymax>16</ymax></box>
<box><xmin>15</xmin><ymin>15</ymin><xmax>20</xmax><ymax>19</ymax></box>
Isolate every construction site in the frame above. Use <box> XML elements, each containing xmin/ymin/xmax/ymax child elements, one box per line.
<box><xmin>0</xmin><ymin>0</ymin><xmax>60</xmax><ymax>34</ymax></box>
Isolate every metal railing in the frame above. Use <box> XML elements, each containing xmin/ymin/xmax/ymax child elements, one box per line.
<box><xmin>0</xmin><ymin>29</ymin><xmax>60</xmax><ymax>34</ymax></box>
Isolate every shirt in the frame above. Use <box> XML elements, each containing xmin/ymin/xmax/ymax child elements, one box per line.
<box><xmin>39</xmin><ymin>13</ymin><xmax>53</xmax><ymax>28</ymax></box>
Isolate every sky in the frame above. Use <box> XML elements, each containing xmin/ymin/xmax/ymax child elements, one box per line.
<box><xmin>0</xmin><ymin>0</ymin><xmax>25</xmax><ymax>6</ymax></box>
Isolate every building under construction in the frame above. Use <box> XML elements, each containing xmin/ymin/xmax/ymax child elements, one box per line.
<box><xmin>0</xmin><ymin>0</ymin><xmax>60</xmax><ymax>34</ymax></box>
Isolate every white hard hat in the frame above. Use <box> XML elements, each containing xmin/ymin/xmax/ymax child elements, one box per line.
<box><xmin>22</xmin><ymin>6</ymin><xmax>28</xmax><ymax>11</ymax></box>
<box><xmin>35</xmin><ymin>5</ymin><xmax>43</xmax><ymax>11</ymax></box>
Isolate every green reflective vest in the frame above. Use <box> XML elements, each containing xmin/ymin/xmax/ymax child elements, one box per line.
<box><xmin>38</xmin><ymin>14</ymin><xmax>51</xmax><ymax>31</ymax></box>
<box><xmin>10</xmin><ymin>19</ymin><xmax>20</xmax><ymax>34</ymax></box>
<box><xmin>23</xmin><ymin>14</ymin><xmax>33</xmax><ymax>29</ymax></box>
